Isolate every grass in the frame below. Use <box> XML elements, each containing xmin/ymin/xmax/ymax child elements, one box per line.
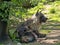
<box><xmin>40</xmin><ymin>30</ymin><xmax>51</xmax><ymax>34</ymax></box>
<box><xmin>55</xmin><ymin>43</ymin><xmax>60</xmax><ymax>45</ymax></box>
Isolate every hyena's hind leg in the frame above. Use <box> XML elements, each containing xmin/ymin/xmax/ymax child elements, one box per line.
<box><xmin>20</xmin><ymin>32</ymin><xmax>36</xmax><ymax>43</ymax></box>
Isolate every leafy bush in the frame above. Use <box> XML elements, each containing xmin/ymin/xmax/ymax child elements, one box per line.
<box><xmin>0</xmin><ymin>2</ymin><xmax>9</xmax><ymax>21</ymax></box>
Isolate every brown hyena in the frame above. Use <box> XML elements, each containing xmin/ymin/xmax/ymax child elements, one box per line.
<box><xmin>15</xmin><ymin>9</ymin><xmax>48</xmax><ymax>43</ymax></box>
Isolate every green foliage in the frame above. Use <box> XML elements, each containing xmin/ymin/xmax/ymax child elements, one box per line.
<box><xmin>0</xmin><ymin>2</ymin><xmax>10</xmax><ymax>21</ymax></box>
<box><xmin>8</xmin><ymin>0</ymin><xmax>60</xmax><ymax>30</ymax></box>
<box><xmin>11</xmin><ymin>0</ymin><xmax>40</xmax><ymax>7</ymax></box>
<box><xmin>55</xmin><ymin>43</ymin><xmax>60</xmax><ymax>45</ymax></box>
<box><xmin>9</xmin><ymin>29</ymin><xmax>17</xmax><ymax>40</ymax></box>
<box><xmin>0</xmin><ymin>44</ymin><xmax>3</xmax><ymax>45</ymax></box>
<box><xmin>50</xmin><ymin>8</ymin><xmax>55</xmax><ymax>13</ymax></box>
<box><xmin>30</xmin><ymin>0</ymin><xmax>40</xmax><ymax>6</ymax></box>
<box><xmin>47</xmin><ymin>1</ymin><xmax>60</xmax><ymax>22</ymax></box>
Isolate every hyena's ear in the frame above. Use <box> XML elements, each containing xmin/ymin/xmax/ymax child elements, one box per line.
<box><xmin>35</xmin><ymin>9</ymin><xmax>39</xmax><ymax>16</ymax></box>
<box><xmin>36</xmin><ymin>8</ymin><xmax>43</xmax><ymax>16</ymax></box>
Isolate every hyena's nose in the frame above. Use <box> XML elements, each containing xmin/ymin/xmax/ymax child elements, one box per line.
<box><xmin>46</xmin><ymin>18</ymin><xmax>48</xmax><ymax>20</ymax></box>
<box><xmin>42</xmin><ymin>17</ymin><xmax>48</xmax><ymax>22</ymax></box>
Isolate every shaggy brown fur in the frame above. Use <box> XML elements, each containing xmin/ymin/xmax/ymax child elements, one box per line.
<box><xmin>15</xmin><ymin>9</ymin><xmax>48</xmax><ymax>43</ymax></box>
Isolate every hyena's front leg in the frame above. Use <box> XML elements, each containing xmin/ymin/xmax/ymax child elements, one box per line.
<box><xmin>31</xmin><ymin>31</ymin><xmax>38</xmax><ymax>40</ymax></box>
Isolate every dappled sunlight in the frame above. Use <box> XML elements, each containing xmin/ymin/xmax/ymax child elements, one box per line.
<box><xmin>0</xmin><ymin>0</ymin><xmax>60</xmax><ymax>45</ymax></box>
<box><xmin>37</xmin><ymin>30</ymin><xmax>60</xmax><ymax>44</ymax></box>
<box><xmin>41</xmin><ymin>39</ymin><xmax>59</xmax><ymax>44</ymax></box>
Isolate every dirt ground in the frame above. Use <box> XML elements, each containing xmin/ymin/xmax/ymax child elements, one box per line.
<box><xmin>21</xmin><ymin>30</ymin><xmax>60</xmax><ymax>45</ymax></box>
<box><xmin>2</xmin><ymin>30</ymin><xmax>60</xmax><ymax>45</ymax></box>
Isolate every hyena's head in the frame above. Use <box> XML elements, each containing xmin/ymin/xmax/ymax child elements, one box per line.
<box><xmin>35</xmin><ymin>9</ymin><xmax>48</xmax><ymax>23</ymax></box>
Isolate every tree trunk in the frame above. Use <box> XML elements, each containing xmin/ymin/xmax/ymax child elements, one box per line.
<box><xmin>0</xmin><ymin>0</ymin><xmax>10</xmax><ymax>42</ymax></box>
<box><xmin>0</xmin><ymin>19</ymin><xmax>8</xmax><ymax>42</ymax></box>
